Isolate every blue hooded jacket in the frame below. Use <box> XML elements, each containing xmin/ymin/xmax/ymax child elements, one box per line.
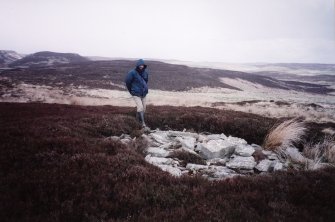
<box><xmin>125</xmin><ymin>59</ymin><xmax>149</xmax><ymax>97</ymax></box>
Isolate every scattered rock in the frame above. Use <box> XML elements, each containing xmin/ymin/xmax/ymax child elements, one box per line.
<box><xmin>158</xmin><ymin>142</ymin><xmax>174</xmax><ymax>149</ymax></box>
<box><xmin>110</xmin><ymin>129</ymin><xmax>326</xmax><ymax>180</ymax></box>
<box><xmin>285</xmin><ymin>147</ymin><xmax>307</xmax><ymax>164</ymax></box>
<box><xmin>306</xmin><ymin>161</ymin><xmax>331</xmax><ymax>170</ymax></box>
<box><xmin>198</xmin><ymin>139</ymin><xmax>235</xmax><ymax>159</ymax></box>
<box><xmin>147</xmin><ymin>147</ymin><xmax>171</xmax><ymax>157</ymax></box>
<box><xmin>186</xmin><ymin>163</ymin><xmax>209</xmax><ymax>171</ymax></box>
<box><xmin>145</xmin><ymin>155</ymin><xmax>179</xmax><ymax>167</ymax></box>
<box><xmin>226</xmin><ymin>136</ymin><xmax>247</xmax><ymax>145</ymax></box>
<box><xmin>252</xmin><ymin>149</ymin><xmax>267</xmax><ymax>162</ymax></box>
<box><xmin>206</xmin><ymin>133</ymin><xmax>227</xmax><ymax>141</ymax></box>
<box><xmin>176</xmin><ymin>136</ymin><xmax>196</xmax><ymax>150</ymax></box>
<box><xmin>268</xmin><ymin>153</ymin><xmax>279</xmax><ymax>161</ymax></box>
<box><xmin>262</xmin><ymin>150</ymin><xmax>273</xmax><ymax>156</ymax></box>
<box><xmin>120</xmin><ymin>134</ymin><xmax>132</xmax><ymax>140</ymax></box>
<box><xmin>235</xmin><ymin>144</ymin><xmax>255</xmax><ymax>157</ymax></box>
<box><xmin>194</xmin><ymin>142</ymin><xmax>202</xmax><ymax>152</ymax></box>
<box><xmin>120</xmin><ymin>138</ymin><xmax>132</xmax><ymax>144</ymax></box>
<box><xmin>255</xmin><ymin>159</ymin><xmax>273</xmax><ymax>172</ymax></box>
<box><xmin>204</xmin><ymin>166</ymin><xmax>237</xmax><ymax>179</ymax></box>
<box><xmin>206</xmin><ymin>158</ymin><xmax>228</xmax><ymax>166</ymax></box>
<box><xmin>168</xmin><ymin>130</ymin><xmax>198</xmax><ymax>139</ymax></box>
<box><xmin>238</xmin><ymin>169</ymin><xmax>255</xmax><ymax>174</ymax></box>
<box><xmin>140</xmin><ymin>134</ymin><xmax>151</xmax><ymax>144</ymax></box>
<box><xmin>109</xmin><ymin>136</ymin><xmax>120</xmax><ymax>141</ymax></box>
<box><xmin>273</xmin><ymin>162</ymin><xmax>283</xmax><ymax>171</ymax></box>
<box><xmin>226</xmin><ymin>156</ymin><xmax>256</xmax><ymax>170</ymax></box>
<box><xmin>179</xmin><ymin>147</ymin><xmax>198</xmax><ymax>156</ymax></box>
<box><xmin>150</xmin><ymin>132</ymin><xmax>169</xmax><ymax>144</ymax></box>
<box><xmin>158</xmin><ymin>165</ymin><xmax>182</xmax><ymax>177</ymax></box>
<box><xmin>198</xmin><ymin>134</ymin><xmax>208</xmax><ymax>142</ymax></box>
<box><xmin>251</xmin><ymin>143</ymin><xmax>263</xmax><ymax>151</ymax></box>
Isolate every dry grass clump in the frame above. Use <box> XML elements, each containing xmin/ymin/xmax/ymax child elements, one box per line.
<box><xmin>303</xmin><ymin>136</ymin><xmax>335</xmax><ymax>165</ymax></box>
<box><xmin>263</xmin><ymin>119</ymin><xmax>307</xmax><ymax>151</ymax></box>
<box><xmin>263</xmin><ymin>119</ymin><xmax>335</xmax><ymax>170</ymax></box>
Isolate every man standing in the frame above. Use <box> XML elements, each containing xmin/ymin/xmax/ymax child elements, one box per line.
<box><xmin>125</xmin><ymin>59</ymin><xmax>149</xmax><ymax>128</ymax></box>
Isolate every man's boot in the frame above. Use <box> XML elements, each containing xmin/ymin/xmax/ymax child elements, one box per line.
<box><xmin>139</xmin><ymin>111</ymin><xmax>146</xmax><ymax>127</ymax></box>
<box><xmin>139</xmin><ymin>111</ymin><xmax>150</xmax><ymax>132</ymax></box>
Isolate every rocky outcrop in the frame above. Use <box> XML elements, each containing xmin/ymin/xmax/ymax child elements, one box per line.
<box><xmin>226</xmin><ymin>156</ymin><xmax>256</xmax><ymax>171</ymax></box>
<box><xmin>109</xmin><ymin>129</ymin><xmax>330</xmax><ymax>180</ymax></box>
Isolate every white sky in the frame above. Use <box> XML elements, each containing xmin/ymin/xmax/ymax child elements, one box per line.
<box><xmin>1</xmin><ymin>0</ymin><xmax>334</xmax><ymax>63</ymax></box>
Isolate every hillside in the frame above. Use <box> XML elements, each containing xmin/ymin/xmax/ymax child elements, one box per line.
<box><xmin>9</xmin><ymin>51</ymin><xmax>89</xmax><ymax>67</ymax></box>
<box><xmin>1</xmin><ymin>102</ymin><xmax>334</xmax><ymax>221</ymax></box>
<box><xmin>2</xmin><ymin>59</ymin><xmax>333</xmax><ymax>94</ymax></box>
<box><xmin>0</xmin><ymin>50</ymin><xmax>23</xmax><ymax>67</ymax></box>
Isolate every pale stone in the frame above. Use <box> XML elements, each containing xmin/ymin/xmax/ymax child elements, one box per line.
<box><xmin>120</xmin><ymin>134</ymin><xmax>132</xmax><ymax>139</ymax></box>
<box><xmin>186</xmin><ymin>163</ymin><xmax>209</xmax><ymax>171</ymax></box>
<box><xmin>140</xmin><ymin>134</ymin><xmax>150</xmax><ymax>141</ymax></box>
<box><xmin>205</xmin><ymin>165</ymin><xmax>237</xmax><ymax>179</ymax></box>
<box><xmin>255</xmin><ymin>159</ymin><xmax>273</xmax><ymax>172</ymax></box>
<box><xmin>120</xmin><ymin>138</ymin><xmax>132</xmax><ymax>144</ymax></box>
<box><xmin>273</xmin><ymin>162</ymin><xmax>283</xmax><ymax>171</ymax></box>
<box><xmin>158</xmin><ymin>142</ymin><xmax>174</xmax><ymax>149</ymax></box>
<box><xmin>262</xmin><ymin>150</ymin><xmax>273</xmax><ymax>156</ymax></box>
<box><xmin>109</xmin><ymin>136</ymin><xmax>119</xmax><ymax>141</ymax></box>
<box><xmin>306</xmin><ymin>161</ymin><xmax>331</xmax><ymax>170</ymax></box>
<box><xmin>149</xmin><ymin>132</ymin><xmax>169</xmax><ymax>144</ymax></box>
<box><xmin>157</xmin><ymin>165</ymin><xmax>182</xmax><ymax>177</ymax></box>
<box><xmin>144</xmin><ymin>155</ymin><xmax>178</xmax><ymax>166</ymax></box>
<box><xmin>198</xmin><ymin>134</ymin><xmax>207</xmax><ymax>142</ymax></box>
<box><xmin>142</xmin><ymin>130</ymin><xmax>300</xmax><ymax>179</ymax></box>
<box><xmin>251</xmin><ymin>143</ymin><xmax>263</xmax><ymax>151</ymax></box>
<box><xmin>176</xmin><ymin>136</ymin><xmax>196</xmax><ymax>150</ymax></box>
<box><xmin>180</xmin><ymin>147</ymin><xmax>199</xmax><ymax>155</ymax></box>
<box><xmin>146</xmin><ymin>147</ymin><xmax>170</xmax><ymax>157</ymax></box>
<box><xmin>285</xmin><ymin>147</ymin><xmax>307</xmax><ymax>164</ymax></box>
<box><xmin>168</xmin><ymin>130</ymin><xmax>199</xmax><ymax>139</ymax></box>
<box><xmin>206</xmin><ymin>133</ymin><xmax>227</xmax><ymax>141</ymax></box>
<box><xmin>235</xmin><ymin>144</ymin><xmax>255</xmax><ymax>157</ymax></box>
<box><xmin>268</xmin><ymin>154</ymin><xmax>279</xmax><ymax>160</ymax></box>
<box><xmin>226</xmin><ymin>136</ymin><xmax>247</xmax><ymax>145</ymax></box>
<box><xmin>206</xmin><ymin>158</ymin><xmax>228</xmax><ymax>165</ymax></box>
<box><xmin>177</xmin><ymin>166</ymin><xmax>187</xmax><ymax>171</ymax></box>
<box><xmin>226</xmin><ymin>156</ymin><xmax>257</xmax><ymax>170</ymax></box>
<box><xmin>194</xmin><ymin>142</ymin><xmax>203</xmax><ymax>152</ymax></box>
<box><xmin>198</xmin><ymin>139</ymin><xmax>236</xmax><ymax>159</ymax></box>
<box><xmin>181</xmin><ymin>170</ymin><xmax>190</xmax><ymax>174</ymax></box>
<box><xmin>238</xmin><ymin>169</ymin><xmax>255</xmax><ymax>174</ymax></box>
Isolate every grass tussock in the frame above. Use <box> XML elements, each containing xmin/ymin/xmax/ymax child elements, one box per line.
<box><xmin>1</xmin><ymin>102</ymin><xmax>335</xmax><ymax>221</ymax></box>
<box><xmin>263</xmin><ymin>119</ymin><xmax>307</xmax><ymax>151</ymax></box>
<box><xmin>303</xmin><ymin>136</ymin><xmax>335</xmax><ymax>166</ymax></box>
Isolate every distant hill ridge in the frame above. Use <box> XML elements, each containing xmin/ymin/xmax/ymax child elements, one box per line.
<box><xmin>2</xmin><ymin>59</ymin><xmax>334</xmax><ymax>94</ymax></box>
<box><xmin>1</xmin><ymin>50</ymin><xmax>334</xmax><ymax>94</ymax></box>
<box><xmin>8</xmin><ymin>51</ymin><xmax>89</xmax><ymax>67</ymax></box>
<box><xmin>0</xmin><ymin>50</ymin><xmax>23</xmax><ymax>67</ymax></box>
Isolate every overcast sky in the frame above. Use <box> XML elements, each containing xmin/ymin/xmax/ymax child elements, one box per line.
<box><xmin>1</xmin><ymin>0</ymin><xmax>334</xmax><ymax>63</ymax></box>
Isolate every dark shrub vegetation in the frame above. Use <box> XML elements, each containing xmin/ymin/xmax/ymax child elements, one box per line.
<box><xmin>0</xmin><ymin>102</ymin><xmax>334</xmax><ymax>221</ymax></box>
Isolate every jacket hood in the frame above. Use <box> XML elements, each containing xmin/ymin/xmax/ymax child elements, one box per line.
<box><xmin>136</xmin><ymin>59</ymin><xmax>147</xmax><ymax>69</ymax></box>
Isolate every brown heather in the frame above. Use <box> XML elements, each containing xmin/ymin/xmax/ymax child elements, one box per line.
<box><xmin>0</xmin><ymin>102</ymin><xmax>335</xmax><ymax>221</ymax></box>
